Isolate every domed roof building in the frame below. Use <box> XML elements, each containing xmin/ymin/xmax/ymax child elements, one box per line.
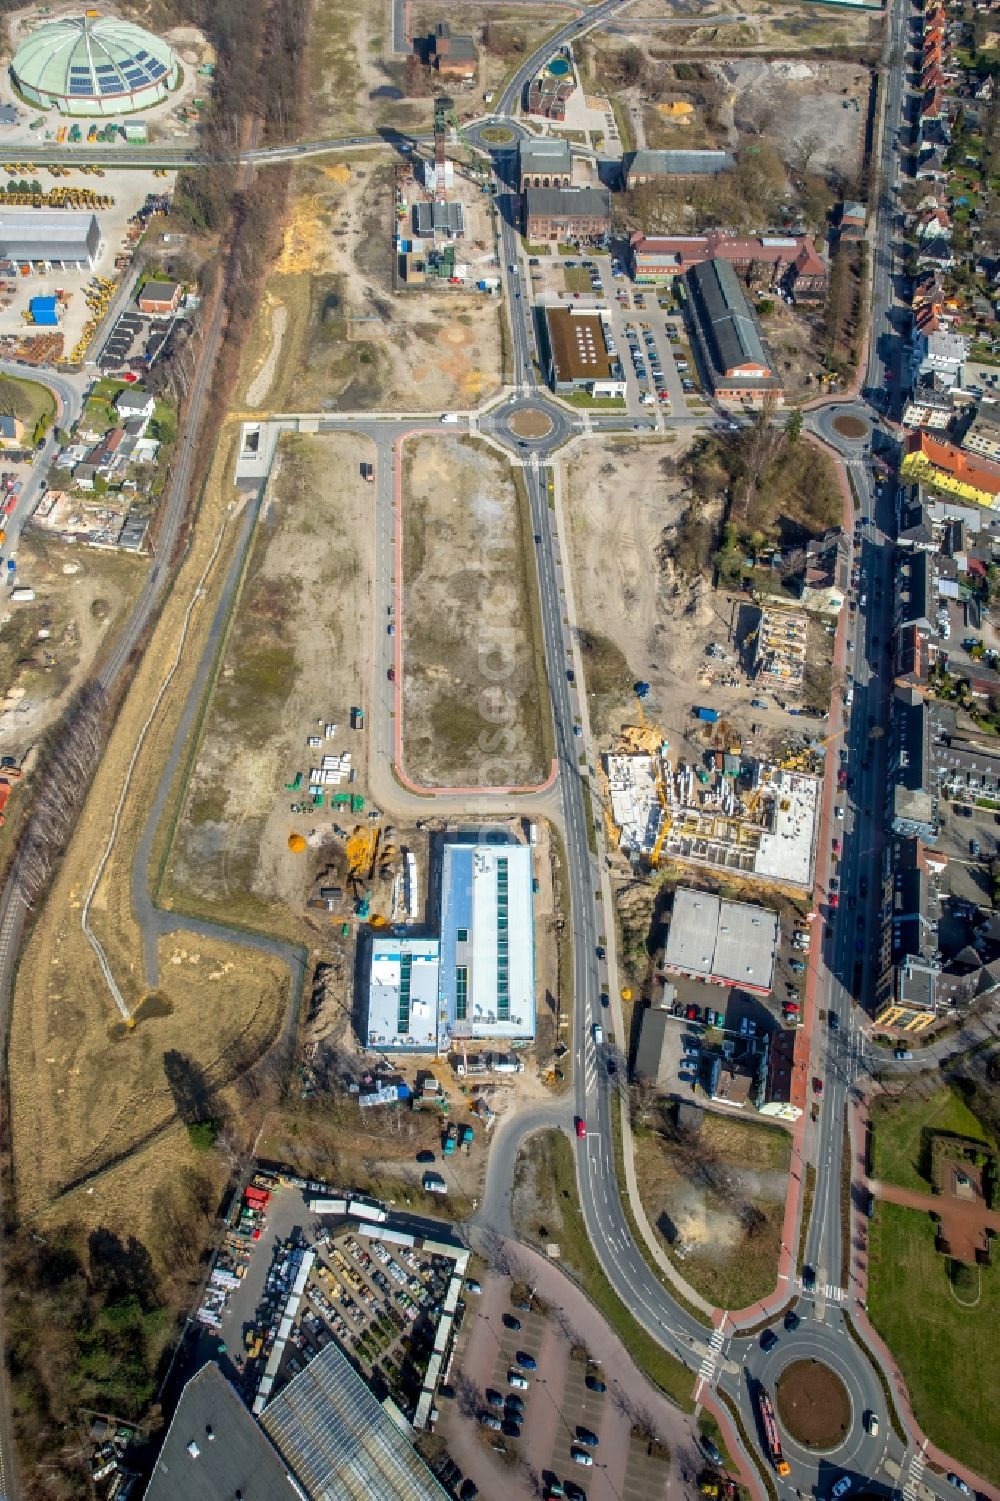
<box><xmin>10</xmin><ymin>14</ymin><xmax>179</xmax><ymax>117</ymax></box>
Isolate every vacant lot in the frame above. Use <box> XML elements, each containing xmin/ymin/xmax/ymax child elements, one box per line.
<box><xmin>307</xmin><ymin>0</ymin><xmax>428</xmax><ymax>138</ymax></box>
<box><xmin>871</xmin><ymin>1083</ymin><xmax>996</xmax><ymax>1194</ymax></box>
<box><xmin>411</xmin><ymin>1</ymin><xmax>570</xmax><ymax>107</ymax></box>
<box><xmin>0</xmin><ymin>531</ymin><xmax>145</xmax><ymax>757</ymax></box>
<box><xmin>402</xmin><ymin>436</ymin><xmax>550</xmax><ymax>787</ymax></box>
<box><xmin>633</xmin><ymin>1111</ymin><xmax>791</xmax><ymax>1310</ymax></box>
<box><xmin>161</xmin><ymin>432</ymin><xmax>375</xmax><ymax>934</ymax></box>
<box><xmin>235</xmin><ymin>163</ymin><xmax>501</xmax><ymax>415</ymax></box>
<box><xmin>869</xmin><ymin>1201</ymin><xmax>1000</xmax><ymax>1487</ymax></box>
<box><xmin>512</xmin><ymin>1129</ymin><xmax>695</xmax><ymax>1408</ymax></box>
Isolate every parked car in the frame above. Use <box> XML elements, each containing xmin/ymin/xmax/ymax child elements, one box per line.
<box><xmin>515</xmin><ymin>1352</ymin><xmax>537</xmax><ymax>1370</ymax></box>
<box><xmin>508</xmin><ymin>1371</ymin><xmax>529</xmax><ymax>1390</ymax></box>
<box><xmin>700</xmin><ymin>1434</ymin><xmax>724</xmax><ymax>1466</ymax></box>
<box><xmin>502</xmin><ymin>1314</ymin><xmax>521</xmax><ymax>1331</ymax></box>
<box><xmin>570</xmin><ymin>1449</ymin><xmax>594</xmax><ymax>1468</ymax></box>
<box><xmin>575</xmin><ymin>1428</ymin><xmax>599</xmax><ymax>1447</ymax></box>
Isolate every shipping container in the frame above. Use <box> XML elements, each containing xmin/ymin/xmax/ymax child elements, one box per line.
<box><xmin>692</xmin><ymin>705</ymin><xmax>719</xmax><ymax>723</ymax></box>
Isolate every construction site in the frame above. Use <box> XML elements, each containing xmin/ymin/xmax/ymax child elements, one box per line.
<box><xmin>394</xmin><ymin>98</ymin><xmax>499</xmax><ymax>290</ymax></box>
<box><xmin>601</xmin><ymin>696</ymin><xmax>821</xmax><ymax>891</ymax></box>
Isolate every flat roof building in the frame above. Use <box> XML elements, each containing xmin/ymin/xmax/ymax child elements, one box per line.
<box><xmin>890</xmin><ymin>686</ymin><xmax>938</xmax><ymax>841</ymax></box>
<box><xmin>663</xmin><ymin>887</ymin><xmax>779</xmax><ymax>994</ymax></box>
<box><xmin>366</xmin><ymin>937</ymin><xmax>441</xmax><ymax>1052</ymax></box>
<box><xmin>0</xmin><ymin>210</ymin><xmax>101</xmax><ymax>269</ymax></box>
<box><xmin>144</xmin><ymin>1364</ymin><xmax>300</xmax><ymax>1501</ymax></box>
<box><xmin>439</xmin><ymin>842</ymin><xmax>535</xmax><ymax>1048</ymax></box>
<box><xmin>519</xmin><ymin>136</ymin><xmax>572</xmax><ymax>190</ymax></box>
<box><xmin>541</xmin><ymin>306</ymin><xmax>622</xmax><ymax>394</ymax></box>
<box><xmin>686</xmin><ymin>256</ymin><xmax>783</xmax><ymax>407</ymax></box>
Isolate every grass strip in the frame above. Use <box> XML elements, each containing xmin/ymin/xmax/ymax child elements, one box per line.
<box><xmin>797</xmin><ymin>1162</ymin><xmax>816</xmax><ymax>1273</ymax></box>
<box><xmin>842</xmin><ymin>1308</ymin><xmax>906</xmax><ymax>1443</ymax></box>
<box><xmin>524</xmin><ymin>1131</ymin><xmax>695</xmax><ymax>1410</ymax></box>
<box><xmin>580</xmin><ymin>777</ymin><xmax>598</xmax><ymax>857</ymax></box>
<box><xmin>511</xmin><ymin>464</ymin><xmax>556</xmax><ymax>772</ymax></box>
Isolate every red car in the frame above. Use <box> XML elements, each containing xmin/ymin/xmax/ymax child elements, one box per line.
<box><xmin>387</xmin><ymin>667</ymin><xmax>396</xmax><ymax>682</ymax></box>
<box><xmin>685</xmin><ymin>1003</ymin><xmax>699</xmax><ymax>1021</ymax></box>
<box><xmin>829</xmin><ymin>894</ymin><xmax>840</xmax><ymax>909</ymax></box>
<box><xmin>813</xmin><ymin>1077</ymin><xmax>824</xmax><ymax>1095</ymax></box>
<box><xmin>784</xmin><ymin>1001</ymin><xmax>801</xmax><ymax>1015</ymax></box>
<box><xmin>575</xmin><ymin>1117</ymin><xmax>587</xmax><ymax>1139</ymax></box>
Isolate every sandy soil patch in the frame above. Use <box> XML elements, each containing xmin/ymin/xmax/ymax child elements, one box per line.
<box><xmin>245</xmin><ymin>295</ymin><xmax>289</xmax><ymax>408</ymax></box>
<box><xmin>402</xmin><ymin>436</ymin><xmax>550</xmax><ymax>787</ymax></box>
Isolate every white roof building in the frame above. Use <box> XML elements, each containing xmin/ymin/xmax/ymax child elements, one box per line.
<box><xmin>663</xmin><ymin>887</ymin><xmax>779</xmax><ymax>994</ymax></box>
<box><xmin>366</xmin><ymin>937</ymin><xmax>441</xmax><ymax>1052</ymax></box>
<box><xmin>439</xmin><ymin>841</ymin><xmax>535</xmax><ymax>1048</ymax></box>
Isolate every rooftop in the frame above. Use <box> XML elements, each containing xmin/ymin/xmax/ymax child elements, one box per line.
<box><xmin>687</xmin><ymin>256</ymin><xmax>775</xmax><ymax>381</ymax></box>
<box><xmin>262</xmin><ymin>1340</ymin><xmax>449</xmax><ymax>1500</ymax></box>
<box><xmin>663</xmin><ymin>887</ymin><xmax>779</xmax><ymax>992</ymax></box>
<box><xmin>519</xmin><ymin>136</ymin><xmax>573</xmax><ymax>170</ymax></box>
<box><xmin>367</xmin><ymin>937</ymin><xmax>441</xmax><ymax>1051</ymax></box>
<box><xmin>628</xmin><ymin>148</ymin><xmax>735</xmax><ymax>177</ymax></box>
<box><xmin>144</xmin><ymin>1365</ymin><xmax>299</xmax><ymax>1501</ymax></box>
<box><xmin>439</xmin><ymin>841</ymin><xmax>535</xmax><ymax>1045</ymax></box>
<box><xmin>524</xmin><ymin>186</ymin><xmax>611</xmax><ymax>220</ymax></box>
<box><xmin>544</xmin><ymin>306</ymin><xmax>613</xmax><ymax>383</ymax></box>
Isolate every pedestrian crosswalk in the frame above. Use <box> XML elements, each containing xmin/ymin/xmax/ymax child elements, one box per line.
<box><xmin>902</xmin><ymin>1441</ymin><xmax>927</xmax><ymax>1501</ymax></box>
<box><xmin>817</xmin><ymin>1282</ymin><xmax>846</xmax><ymax>1303</ymax></box>
<box><xmin>696</xmin><ymin>1323</ymin><xmax>727</xmax><ymax>1391</ymax></box>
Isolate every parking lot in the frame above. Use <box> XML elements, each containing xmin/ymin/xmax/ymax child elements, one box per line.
<box><xmin>436</xmin><ymin>1260</ymin><xmax>690</xmax><ymax>1501</ymax></box>
<box><xmin>97</xmin><ymin>303</ymin><xmax>176</xmax><ymax>374</ymax></box>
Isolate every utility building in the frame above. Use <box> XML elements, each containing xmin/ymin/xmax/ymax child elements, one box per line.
<box><xmin>663</xmin><ymin>887</ymin><xmax>779</xmax><ymax>994</ymax></box>
<box><xmin>518</xmin><ymin>136</ymin><xmax>572</xmax><ymax>191</ymax></box>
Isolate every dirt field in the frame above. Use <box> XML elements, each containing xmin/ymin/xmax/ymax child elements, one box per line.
<box><xmin>235</xmin><ymin>163</ymin><xmax>502</xmax><ymax>415</ymax></box>
<box><xmin>775</xmin><ymin>1359</ymin><xmax>851</xmax><ymax>1448</ymax></box>
<box><xmin>0</xmin><ymin>531</ymin><xmax>145</xmax><ymax>757</ymax></box>
<box><xmin>609</xmin><ymin>0</ymin><xmax>880</xmax><ymax>54</ymax></box>
<box><xmin>7</xmin><ymin>428</ymin><xmax>295</xmax><ymax>1251</ymax></box>
<box><xmin>563</xmin><ymin>433</ymin><xmax>728</xmax><ymax>751</ymax></box>
<box><xmin>633</xmin><ymin>1112</ymin><xmax>790</xmax><ymax>1309</ymax></box>
<box><xmin>161</xmin><ymin>432</ymin><xmax>380</xmax><ymax>934</ymax></box>
<box><xmin>402</xmin><ymin>436</ymin><xmax>550</xmax><ymax>787</ymax></box>
<box><xmin>307</xmin><ymin>0</ymin><xmax>428</xmax><ymax>138</ymax></box>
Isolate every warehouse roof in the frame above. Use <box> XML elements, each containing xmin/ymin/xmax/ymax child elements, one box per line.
<box><xmin>628</xmin><ymin>148</ymin><xmax>735</xmax><ymax>177</ymax></box>
<box><xmin>688</xmin><ymin>257</ymin><xmax>771</xmax><ymax>375</ymax></box>
<box><xmin>524</xmin><ymin>186</ymin><xmax>611</xmax><ymax>220</ymax></box>
<box><xmin>144</xmin><ymin>1364</ymin><xmax>299</xmax><ymax>1501</ymax></box>
<box><xmin>544</xmin><ymin>306</ymin><xmax>613</xmax><ymax>382</ymax></box>
<box><xmin>664</xmin><ymin>887</ymin><xmax>779</xmax><ymax>991</ymax></box>
<box><xmin>0</xmin><ymin>210</ymin><xmax>100</xmax><ymax>262</ymax></box>
<box><xmin>367</xmin><ymin>936</ymin><xmax>441</xmax><ymax>1051</ymax></box>
<box><xmin>439</xmin><ymin>841</ymin><xmax>535</xmax><ymax>1044</ymax></box>
<box><xmin>261</xmin><ymin>1340</ymin><xmax>450</xmax><ymax>1500</ymax></box>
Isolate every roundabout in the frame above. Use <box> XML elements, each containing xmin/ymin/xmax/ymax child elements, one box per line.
<box><xmin>833</xmin><ymin>412</ymin><xmax>871</xmax><ymax>442</ymax></box>
<box><xmin>509</xmin><ymin>406</ymin><xmax>554</xmax><ymax>440</ymax></box>
<box><xmin>776</xmin><ymin>1357</ymin><xmax>852</xmax><ymax>1450</ymax></box>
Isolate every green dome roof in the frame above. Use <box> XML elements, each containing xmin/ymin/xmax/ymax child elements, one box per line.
<box><xmin>11</xmin><ymin>14</ymin><xmax>177</xmax><ymax>106</ymax></box>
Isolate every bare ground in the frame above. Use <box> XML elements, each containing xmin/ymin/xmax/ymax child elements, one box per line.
<box><xmin>161</xmin><ymin>431</ymin><xmax>378</xmax><ymax>935</ymax></box>
<box><xmin>402</xmin><ymin>436</ymin><xmax>550</xmax><ymax>787</ymax></box>
<box><xmin>235</xmin><ymin>162</ymin><xmax>502</xmax><ymax>415</ymax></box>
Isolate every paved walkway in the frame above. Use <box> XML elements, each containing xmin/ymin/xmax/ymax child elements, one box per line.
<box><xmin>869</xmin><ymin>1178</ymin><xmax>1000</xmax><ymax>1270</ymax></box>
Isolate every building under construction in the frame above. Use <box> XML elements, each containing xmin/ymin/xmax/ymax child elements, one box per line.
<box><xmin>751</xmin><ymin>604</ymin><xmax>808</xmax><ymax>695</ymax></box>
<box><xmin>602</xmin><ymin>725</ymin><xmax>819</xmax><ymax>890</ymax></box>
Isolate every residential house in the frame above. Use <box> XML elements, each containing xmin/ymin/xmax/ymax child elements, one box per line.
<box><xmin>801</xmin><ymin>529</ymin><xmax>850</xmax><ymax>616</ymax></box>
<box><xmin>114</xmin><ymin>388</ymin><xmax>155</xmax><ymax>434</ymax></box>
<box><xmin>896</xmin><ymin>487</ymin><xmax>937</xmax><ymax>550</ymax></box>
<box><xmin>902</xmin><ymin>430</ymin><xmax>1000</xmax><ymax>507</ymax></box>
<box><xmin>837</xmin><ymin>200</ymin><xmax>866</xmax><ymax>243</ymax></box>
<box><xmin>913</xmin><ymin>328</ymin><xmax>968</xmax><ymax>390</ymax></box>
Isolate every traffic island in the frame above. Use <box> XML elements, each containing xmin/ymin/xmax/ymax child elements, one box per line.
<box><xmin>508</xmin><ymin>405</ymin><xmax>554</xmax><ymax>440</ymax></box>
<box><xmin>832</xmin><ymin>413</ymin><xmax>869</xmax><ymax>441</ymax></box>
<box><xmin>775</xmin><ymin>1359</ymin><xmax>851</xmax><ymax>1449</ymax></box>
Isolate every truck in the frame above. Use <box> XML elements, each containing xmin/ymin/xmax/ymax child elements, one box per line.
<box><xmin>693</xmin><ymin>705</ymin><xmax>719</xmax><ymax>724</ymax></box>
<box><xmin>422</xmin><ymin>1172</ymin><xmax>448</xmax><ymax>1195</ymax></box>
<box><xmin>443</xmin><ymin>1123</ymin><xmax>458</xmax><ymax>1156</ymax></box>
<box><xmin>360</xmin><ymin>462</ymin><xmax>374</xmax><ymax>483</ymax></box>
<box><xmin>460</xmin><ymin>1124</ymin><xmax>474</xmax><ymax>1151</ymax></box>
<box><xmin>757</xmin><ymin>1389</ymin><xmax>790</xmax><ymax>1477</ymax></box>
<box><xmin>440</xmin><ymin>413</ymin><xmax>460</xmax><ymax>423</ymax></box>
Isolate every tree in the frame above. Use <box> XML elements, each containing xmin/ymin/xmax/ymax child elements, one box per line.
<box><xmin>786</xmin><ymin>409</ymin><xmax>803</xmax><ymax>443</ymax></box>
